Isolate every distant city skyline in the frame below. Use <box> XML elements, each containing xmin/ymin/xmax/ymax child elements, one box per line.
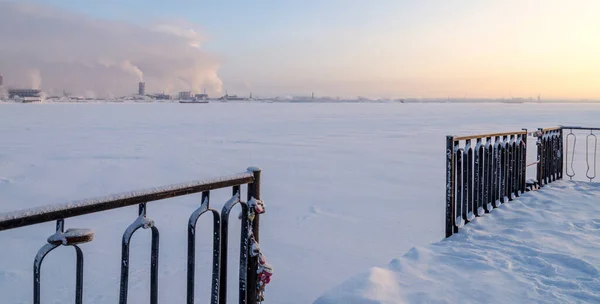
<box><xmin>1</xmin><ymin>0</ymin><xmax>600</xmax><ymax>99</ymax></box>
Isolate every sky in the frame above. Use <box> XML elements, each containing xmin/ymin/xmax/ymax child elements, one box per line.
<box><xmin>1</xmin><ymin>0</ymin><xmax>600</xmax><ymax>99</ymax></box>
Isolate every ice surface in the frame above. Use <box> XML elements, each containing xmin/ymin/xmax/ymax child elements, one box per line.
<box><xmin>315</xmin><ymin>181</ymin><xmax>600</xmax><ymax>304</ymax></box>
<box><xmin>0</xmin><ymin>103</ymin><xmax>599</xmax><ymax>303</ymax></box>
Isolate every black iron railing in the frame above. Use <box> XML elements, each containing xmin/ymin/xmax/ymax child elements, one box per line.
<box><xmin>0</xmin><ymin>167</ymin><xmax>271</xmax><ymax>304</ymax></box>
<box><xmin>446</xmin><ymin>131</ymin><xmax>528</xmax><ymax>237</ymax></box>
<box><xmin>446</xmin><ymin>125</ymin><xmax>599</xmax><ymax>238</ymax></box>
<box><xmin>536</xmin><ymin>127</ymin><xmax>563</xmax><ymax>186</ymax></box>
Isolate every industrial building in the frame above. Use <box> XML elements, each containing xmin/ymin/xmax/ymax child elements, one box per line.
<box><xmin>178</xmin><ymin>91</ymin><xmax>192</xmax><ymax>100</ymax></box>
<box><xmin>8</xmin><ymin>89</ymin><xmax>42</xmax><ymax>98</ymax></box>
<box><xmin>152</xmin><ymin>93</ymin><xmax>172</xmax><ymax>100</ymax></box>
<box><xmin>0</xmin><ymin>74</ymin><xmax>3</xmax><ymax>87</ymax></box>
<box><xmin>194</xmin><ymin>93</ymin><xmax>208</xmax><ymax>100</ymax></box>
<box><xmin>138</xmin><ymin>82</ymin><xmax>146</xmax><ymax>96</ymax></box>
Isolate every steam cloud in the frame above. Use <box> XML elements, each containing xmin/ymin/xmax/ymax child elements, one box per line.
<box><xmin>0</xmin><ymin>1</ymin><xmax>223</xmax><ymax>97</ymax></box>
<box><xmin>30</xmin><ymin>69</ymin><xmax>41</xmax><ymax>89</ymax></box>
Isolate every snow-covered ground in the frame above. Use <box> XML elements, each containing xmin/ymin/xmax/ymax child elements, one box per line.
<box><xmin>0</xmin><ymin>102</ymin><xmax>599</xmax><ymax>303</ymax></box>
<box><xmin>315</xmin><ymin>180</ymin><xmax>600</xmax><ymax>303</ymax></box>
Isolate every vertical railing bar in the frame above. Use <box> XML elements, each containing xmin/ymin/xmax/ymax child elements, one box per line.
<box><xmin>465</xmin><ymin>139</ymin><xmax>473</xmax><ymax>221</ymax></box>
<box><xmin>485</xmin><ymin>137</ymin><xmax>493</xmax><ymax>212</ymax></box>
<box><xmin>522</xmin><ymin>130</ymin><xmax>528</xmax><ymax>192</ymax></box>
<box><xmin>462</xmin><ymin>144</ymin><xmax>469</xmax><ymax>223</ymax></box>
<box><xmin>33</xmin><ymin>220</ymin><xmax>63</xmax><ymax>304</ymax></box>
<box><xmin>119</xmin><ymin>202</ymin><xmax>159</xmax><ymax>304</ymax></box>
<box><xmin>537</xmin><ymin>128</ymin><xmax>544</xmax><ymax>186</ymax></box>
<box><xmin>74</xmin><ymin>245</ymin><xmax>84</xmax><ymax>304</ymax></box>
<box><xmin>150</xmin><ymin>227</ymin><xmax>159</xmax><ymax>304</ymax></box>
<box><xmin>445</xmin><ymin>136</ymin><xmax>456</xmax><ymax>237</ymax></box>
<box><xmin>548</xmin><ymin>131</ymin><xmax>556</xmax><ymax>183</ymax></box>
<box><xmin>238</xmin><ymin>196</ymin><xmax>249</xmax><ymax>304</ymax></box>
<box><xmin>211</xmin><ymin>203</ymin><xmax>221</xmax><ymax>304</ymax></box>
<box><xmin>514</xmin><ymin>134</ymin><xmax>521</xmax><ymax>197</ymax></box>
<box><xmin>547</xmin><ymin>133</ymin><xmax>551</xmax><ymax>183</ymax></box>
<box><xmin>558</xmin><ymin>128</ymin><xmax>564</xmax><ymax>180</ymax></box>
<box><xmin>552</xmin><ymin>132</ymin><xmax>557</xmax><ymax>181</ymax></box>
<box><xmin>492</xmin><ymin>136</ymin><xmax>500</xmax><ymax>208</ymax></box>
<box><xmin>247</xmin><ymin>168</ymin><xmax>262</xmax><ymax>303</ymax></box>
<box><xmin>187</xmin><ymin>191</ymin><xmax>220</xmax><ymax>304</ymax></box>
<box><xmin>33</xmin><ymin>243</ymin><xmax>59</xmax><ymax>304</ymax></box>
<box><xmin>219</xmin><ymin>186</ymin><xmax>242</xmax><ymax>304</ymax></box>
<box><xmin>512</xmin><ymin>134</ymin><xmax>518</xmax><ymax>198</ymax></box>
<box><xmin>507</xmin><ymin>135</ymin><xmax>514</xmax><ymax>200</ymax></box>
<box><xmin>474</xmin><ymin>138</ymin><xmax>482</xmax><ymax>216</ymax></box>
<box><xmin>501</xmin><ymin>135</ymin><xmax>508</xmax><ymax>204</ymax></box>
<box><xmin>456</xmin><ymin>147</ymin><xmax>464</xmax><ymax>227</ymax></box>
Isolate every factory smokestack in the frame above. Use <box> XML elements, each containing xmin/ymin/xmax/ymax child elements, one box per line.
<box><xmin>138</xmin><ymin>82</ymin><xmax>146</xmax><ymax>96</ymax></box>
<box><xmin>0</xmin><ymin>74</ymin><xmax>3</xmax><ymax>87</ymax></box>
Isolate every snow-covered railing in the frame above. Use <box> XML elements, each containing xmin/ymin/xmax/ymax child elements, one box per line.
<box><xmin>0</xmin><ymin>167</ymin><xmax>271</xmax><ymax>304</ymax></box>
<box><xmin>446</xmin><ymin>131</ymin><xmax>528</xmax><ymax>238</ymax></box>
<box><xmin>535</xmin><ymin>127</ymin><xmax>563</xmax><ymax>186</ymax></box>
<box><xmin>446</xmin><ymin>125</ymin><xmax>599</xmax><ymax>238</ymax></box>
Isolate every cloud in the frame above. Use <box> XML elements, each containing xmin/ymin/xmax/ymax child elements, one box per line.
<box><xmin>0</xmin><ymin>1</ymin><xmax>222</xmax><ymax>97</ymax></box>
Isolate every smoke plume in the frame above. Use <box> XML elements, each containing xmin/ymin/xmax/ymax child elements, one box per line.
<box><xmin>0</xmin><ymin>1</ymin><xmax>222</xmax><ymax>97</ymax></box>
<box><xmin>30</xmin><ymin>69</ymin><xmax>41</xmax><ymax>89</ymax></box>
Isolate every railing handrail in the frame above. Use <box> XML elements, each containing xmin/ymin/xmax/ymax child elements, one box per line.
<box><xmin>0</xmin><ymin>170</ymin><xmax>255</xmax><ymax>231</ymax></box>
<box><xmin>539</xmin><ymin>126</ymin><xmax>562</xmax><ymax>132</ymax></box>
<box><xmin>452</xmin><ymin>130</ymin><xmax>528</xmax><ymax>141</ymax></box>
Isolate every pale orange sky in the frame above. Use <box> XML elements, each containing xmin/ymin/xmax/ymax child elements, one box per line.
<box><xmin>220</xmin><ymin>1</ymin><xmax>600</xmax><ymax>99</ymax></box>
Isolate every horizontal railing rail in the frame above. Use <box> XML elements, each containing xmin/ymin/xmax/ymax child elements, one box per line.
<box><xmin>0</xmin><ymin>172</ymin><xmax>255</xmax><ymax>231</ymax></box>
<box><xmin>0</xmin><ymin>167</ymin><xmax>272</xmax><ymax>304</ymax></box>
<box><xmin>452</xmin><ymin>130</ymin><xmax>528</xmax><ymax>141</ymax></box>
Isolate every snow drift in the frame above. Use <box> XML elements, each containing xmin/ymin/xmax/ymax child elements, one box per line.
<box><xmin>315</xmin><ymin>180</ymin><xmax>600</xmax><ymax>304</ymax></box>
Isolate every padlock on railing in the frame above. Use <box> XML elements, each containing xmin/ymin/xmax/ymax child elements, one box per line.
<box><xmin>256</xmin><ymin>253</ymin><xmax>273</xmax><ymax>303</ymax></box>
<box><xmin>250</xmin><ymin>238</ymin><xmax>261</xmax><ymax>257</ymax></box>
<box><xmin>249</xmin><ymin>198</ymin><xmax>266</xmax><ymax>214</ymax></box>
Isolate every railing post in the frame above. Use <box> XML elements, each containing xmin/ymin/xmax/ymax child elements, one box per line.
<box><xmin>537</xmin><ymin>128</ymin><xmax>544</xmax><ymax>187</ymax></box>
<box><xmin>445</xmin><ymin>136</ymin><xmax>456</xmax><ymax>238</ymax></box>
<box><xmin>521</xmin><ymin>129</ymin><xmax>528</xmax><ymax>193</ymax></box>
<box><xmin>558</xmin><ymin>128</ymin><xmax>564</xmax><ymax>180</ymax></box>
<box><xmin>247</xmin><ymin>167</ymin><xmax>262</xmax><ymax>303</ymax></box>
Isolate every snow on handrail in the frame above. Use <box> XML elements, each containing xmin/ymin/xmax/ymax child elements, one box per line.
<box><xmin>0</xmin><ymin>171</ymin><xmax>255</xmax><ymax>231</ymax></box>
<box><xmin>452</xmin><ymin>130</ymin><xmax>527</xmax><ymax>141</ymax></box>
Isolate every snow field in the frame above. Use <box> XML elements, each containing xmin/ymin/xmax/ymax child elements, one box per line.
<box><xmin>0</xmin><ymin>102</ymin><xmax>599</xmax><ymax>303</ymax></box>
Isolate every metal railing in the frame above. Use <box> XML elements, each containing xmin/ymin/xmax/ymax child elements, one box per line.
<box><xmin>446</xmin><ymin>125</ymin><xmax>599</xmax><ymax>238</ymax></box>
<box><xmin>558</xmin><ymin>126</ymin><xmax>599</xmax><ymax>183</ymax></box>
<box><xmin>0</xmin><ymin>167</ymin><xmax>271</xmax><ymax>304</ymax></box>
<box><xmin>536</xmin><ymin>127</ymin><xmax>563</xmax><ymax>186</ymax></box>
<box><xmin>446</xmin><ymin>131</ymin><xmax>528</xmax><ymax>237</ymax></box>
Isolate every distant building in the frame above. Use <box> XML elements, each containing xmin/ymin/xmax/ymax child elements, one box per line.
<box><xmin>138</xmin><ymin>82</ymin><xmax>146</xmax><ymax>96</ymax></box>
<box><xmin>178</xmin><ymin>91</ymin><xmax>192</xmax><ymax>100</ymax></box>
<box><xmin>0</xmin><ymin>74</ymin><xmax>3</xmax><ymax>87</ymax></box>
<box><xmin>8</xmin><ymin>89</ymin><xmax>41</xmax><ymax>98</ymax></box>
<box><xmin>219</xmin><ymin>92</ymin><xmax>245</xmax><ymax>101</ymax></box>
<box><xmin>153</xmin><ymin>93</ymin><xmax>171</xmax><ymax>100</ymax></box>
<box><xmin>194</xmin><ymin>93</ymin><xmax>209</xmax><ymax>100</ymax></box>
